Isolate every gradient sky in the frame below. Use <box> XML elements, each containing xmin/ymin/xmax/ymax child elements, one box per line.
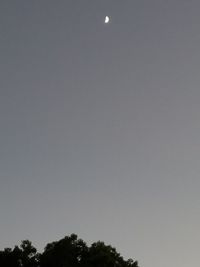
<box><xmin>1</xmin><ymin>1</ymin><xmax>200</xmax><ymax>267</ymax></box>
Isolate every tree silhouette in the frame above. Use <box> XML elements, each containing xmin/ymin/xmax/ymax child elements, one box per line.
<box><xmin>0</xmin><ymin>240</ymin><xmax>38</xmax><ymax>267</ymax></box>
<box><xmin>40</xmin><ymin>234</ymin><xmax>88</xmax><ymax>267</ymax></box>
<box><xmin>0</xmin><ymin>234</ymin><xmax>139</xmax><ymax>267</ymax></box>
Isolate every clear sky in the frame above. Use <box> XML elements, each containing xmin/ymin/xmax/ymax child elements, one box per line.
<box><xmin>1</xmin><ymin>1</ymin><xmax>200</xmax><ymax>267</ymax></box>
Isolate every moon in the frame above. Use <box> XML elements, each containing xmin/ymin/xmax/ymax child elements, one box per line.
<box><xmin>104</xmin><ymin>16</ymin><xmax>110</xmax><ymax>24</ymax></box>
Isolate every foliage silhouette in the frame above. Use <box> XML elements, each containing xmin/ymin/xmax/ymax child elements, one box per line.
<box><xmin>0</xmin><ymin>234</ymin><xmax>139</xmax><ymax>267</ymax></box>
<box><xmin>0</xmin><ymin>240</ymin><xmax>39</xmax><ymax>267</ymax></box>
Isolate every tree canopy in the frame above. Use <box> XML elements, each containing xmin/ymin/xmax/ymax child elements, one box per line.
<box><xmin>0</xmin><ymin>234</ymin><xmax>139</xmax><ymax>267</ymax></box>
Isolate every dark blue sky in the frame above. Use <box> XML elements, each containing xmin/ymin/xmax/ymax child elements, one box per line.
<box><xmin>1</xmin><ymin>1</ymin><xmax>200</xmax><ymax>267</ymax></box>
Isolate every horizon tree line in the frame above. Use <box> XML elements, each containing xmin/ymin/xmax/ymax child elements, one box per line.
<box><xmin>0</xmin><ymin>234</ymin><xmax>139</xmax><ymax>267</ymax></box>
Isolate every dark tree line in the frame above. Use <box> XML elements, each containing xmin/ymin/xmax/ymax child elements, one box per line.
<box><xmin>0</xmin><ymin>234</ymin><xmax>139</xmax><ymax>267</ymax></box>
